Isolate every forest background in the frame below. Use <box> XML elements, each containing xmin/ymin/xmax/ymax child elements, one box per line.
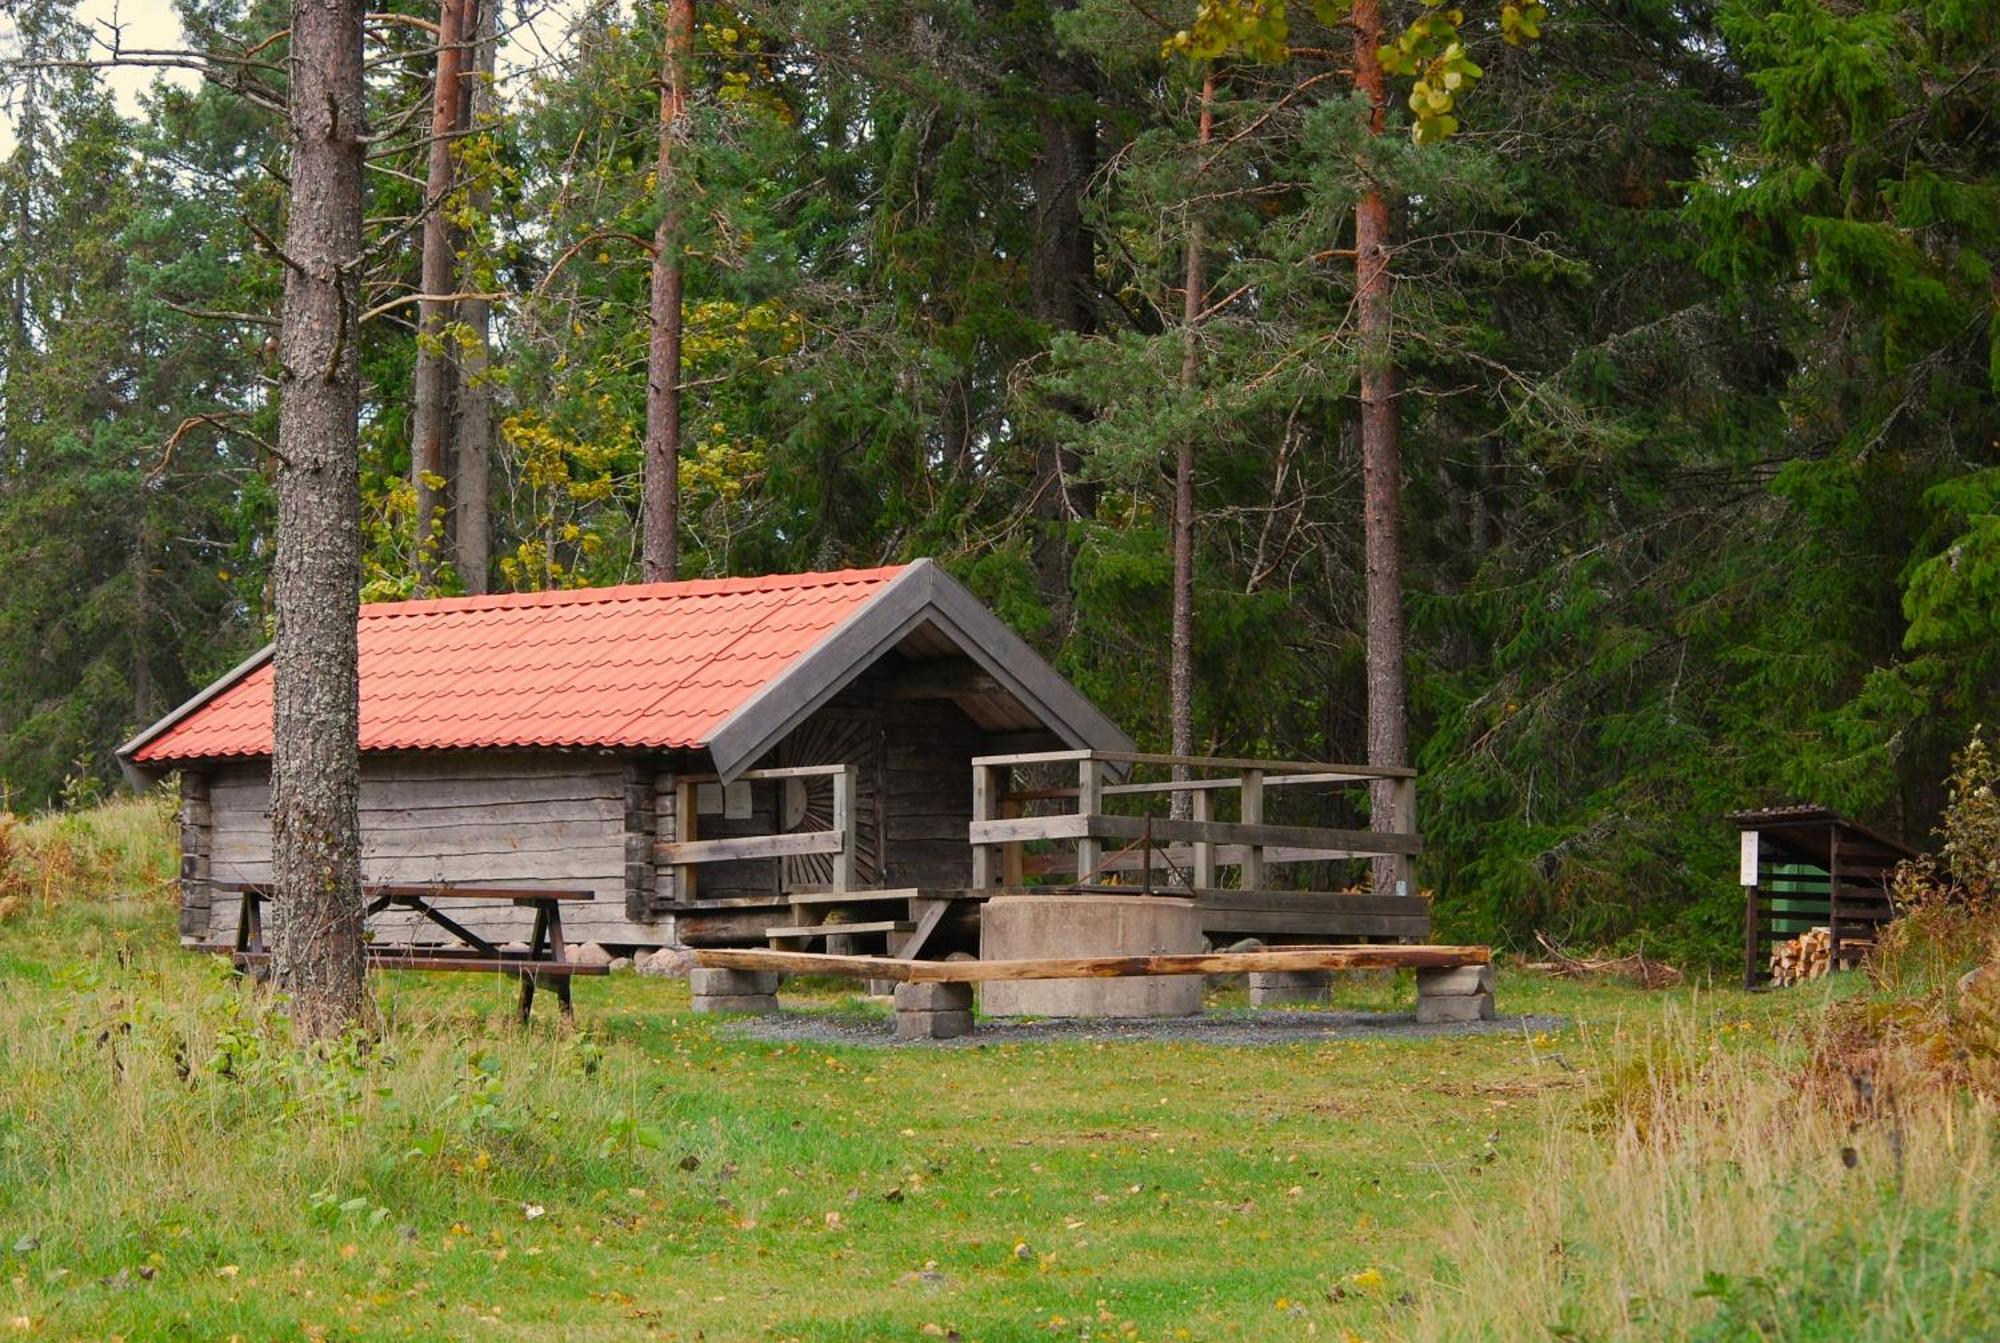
<box><xmin>0</xmin><ymin>0</ymin><xmax>1991</xmax><ymax>967</ymax></box>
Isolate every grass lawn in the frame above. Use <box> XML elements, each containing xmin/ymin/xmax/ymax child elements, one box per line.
<box><xmin>2</xmin><ymin>801</ymin><xmax>1991</xmax><ymax>1341</ymax></box>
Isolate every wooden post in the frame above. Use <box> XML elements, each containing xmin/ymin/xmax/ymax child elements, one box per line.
<box><xmin>1827</xmin><ymin>823</ymin><xmax>1842</xmax><ymax>970</ymax></box>
<box><xmin>1240</xmin><ymin>769</ymin><xmax>1265</xmax><ymax>893</ymax></box>
<box><xmin>831</xmin><ymin>765</ymin><xmax>859</xmax><ymax>892</ymax></box>
<box><xmin>1387</xmin><ymin>774</ymin><xmax>1416</xmax><ymax>899</ymax></box>
<box><xmin>1743</xmin><ymin>877</ymin><xmax>1760</xmax><ymax>990</ymax></box>
<box><xmin>972</xmin><ymin>762</ymin><xmax>998</xmax><ymax>890</ymax></box>
<box><xmin>1192</xmin><ymin>787</ymin><xmax>1216</xmax><ymax>891</ymax></box>
<box><xmin>178</xmin><ymin>771</ymin><xmax>213</xmax><ymax>942</ymax></box>
<box><xmin>675</xmin><ymin>776</ymin><xmax>700</xmax><ymax>903</ymax></box>
<box><xmin>1076</xmin><ymin>756</ymin><xmax>1103</xmax><ymax>884</ymax></box>
<box><xmin>622</xmin><ymin>759</ymin><xmax>657</xmax><ymax>922</ymax></box>
<box><xmin>999</xmin><ymin>771</ymin><xmax>1024</xmax><ymax>888</ymax></box>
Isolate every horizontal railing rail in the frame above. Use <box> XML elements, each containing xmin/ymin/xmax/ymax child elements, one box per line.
<box><xmin>656</xmin><ymin>764</ymin><xmax>859</xmax><ymax>901</ymax></box>
<box><xmin>967</xmin><ymin>750</ymin><xmax>1419</xmax><ymax>898</ymax></box>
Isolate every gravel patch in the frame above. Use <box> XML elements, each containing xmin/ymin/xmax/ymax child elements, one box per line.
<box><xmin>723</xmin><ymin>1008</ymin><xmax>1569</xmax><ymax>1048</ymax></box>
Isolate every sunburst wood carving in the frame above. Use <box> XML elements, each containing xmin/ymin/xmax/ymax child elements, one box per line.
<box><xmin>775</xmin><ymin>711</ymin><xmax>884</xmax><ymax>888</ymax></box>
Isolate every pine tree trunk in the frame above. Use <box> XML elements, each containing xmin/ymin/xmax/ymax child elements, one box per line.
<box><xmin>643</xmin><ymin>0</ymin><xmax>695</xmax><ymax>583</ymax></box>
<box><xmin>1170</xmin><ymin>72</ymin><xmax>1213</xmax><ymax>818</ymax></box>
<box><xmin>270</xmin><ymin>0</ymin><xmax>369</xmax><ymax>1039</ymax></box>
<box><xmin>131</xmin><ymin>522</ymin><xmax>155</xmax><ymax>726</ymax></box>
<box><xmin>453</xmin><ymin>0</ymin><xmax>496</xmax><ymax>595</ymax></box>
<box><xmin>1026</xmin><ymin>6</ymin><xmax>1100</xmax><ymax>602</ymax></box>
<box><xmin>1351</xmin><ymin>0</ymin><xmax>1410</xmax><ymax>891</ymax></box>
<box><xmin>410</xmin><ymin>0</ymin><xmax>467</xmax><ymax>591</ymax></box>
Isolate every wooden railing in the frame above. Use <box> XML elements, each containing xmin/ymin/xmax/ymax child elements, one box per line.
<box><xmin>656</xmin><ymin>764</ymin><xmax>859</xmax><ymax>901</ymax></box>
<box><xmin>967</xmin><ymin>750</ymin><xmax>1419</xmax><ymax>899</ymax></box>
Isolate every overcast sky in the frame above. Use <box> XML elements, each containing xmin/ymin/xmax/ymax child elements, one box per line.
<box><xmin>0</xmin><ymin>0</ymin><xmax>600</xmax><ymax>154</ymax></box>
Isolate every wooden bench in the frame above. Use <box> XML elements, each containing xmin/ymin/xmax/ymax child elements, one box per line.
<box><xmin>691</xmin><ymin>944</ymin><xmax>1495</xmax><ymax>1040</ymax></box>
<box><xmin>205</xmin><ymin>883</ymin><xmax>606</xmax><ymax>1024</ymax></box>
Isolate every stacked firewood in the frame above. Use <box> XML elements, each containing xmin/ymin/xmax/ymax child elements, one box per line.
<box><xmin>1768</xmin><ymin>926</ymin><xmax>1834</xmax><ymax>987</ymax></box>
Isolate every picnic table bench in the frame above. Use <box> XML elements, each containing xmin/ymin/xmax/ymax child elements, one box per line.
<box><xmin>691</xmin><ymin>944</ymin><xmax>1496</xmax><ymax>1040</ymax></box>
<box><xmin>203</xmin><ymin>883</ymin><xmax>606</xmax><ymax>1024</ymax></box>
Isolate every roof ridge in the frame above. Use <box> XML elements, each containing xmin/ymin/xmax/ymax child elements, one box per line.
<box><xmin>359</xmin><ymin>564</ymin><xmax>910</xmax><ymax>620</ymax></box>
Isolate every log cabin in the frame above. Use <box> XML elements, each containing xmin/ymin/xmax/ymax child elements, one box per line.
<box><xmin>116</xmin><ymin>561</ymin><xmax>1133</xmax><ymax>952</ymax></box>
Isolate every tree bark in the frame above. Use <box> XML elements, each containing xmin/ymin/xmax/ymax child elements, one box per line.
<box><xmin>271</xmin><ymin>0</ymin><xmax>369</xmax><ymax>1037</ymax></box>
<box><xmin>131</xmin><ymin>521</ymin><xmax>155</xmax><ymax>726</ymax></box>
<box><xmin>642</xmin><ymin>0</ymin><xmax>695</xmax><ymax>583</ymax></box>
<box><xmin>453</xmin><ymin>0</ymin><xmax>496</xmax><ymax>595</ymax></box>
<box><xmin>1026</xmin><ymin>5</ymin><xmax>1100</xmax><ymax>586</ymax></box>
<box><xmin>1351</xmin><ymin>0</ymin><xmax>1410</xmax><ymax>890</ymax></box>
<box><xmin>410</xmin><ymin>0</ymin><xmax>467</xmax><ymax>591</ymax></box>
<box><xmin>1169</xmin><ymin>72</ymin><xmax>1213</xmax><ymax>818</ymax></box>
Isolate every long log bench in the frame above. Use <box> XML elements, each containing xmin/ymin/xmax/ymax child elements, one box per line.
<box><xmin>692</xmin><ymin>944</ymin><xmax>1496</xmax><ymax>1040</ymax></box>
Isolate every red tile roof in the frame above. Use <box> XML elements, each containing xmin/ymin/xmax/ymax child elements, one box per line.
<box><xmin>132</xmin><ymin>566</ymin><xmax>909</xmax><ymax>763</ymax></box>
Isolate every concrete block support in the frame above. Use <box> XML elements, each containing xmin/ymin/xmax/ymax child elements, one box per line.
<box><xmin>893</xmin><ymin>981</ymin><xmax>975</xmax><ymax>1041</ymax></box>
<box><xmin>979</xmin><ymin>895</ymin><xmax>1204</xmax><ymax>1018</ymax></box>
<box><xmin>1415</xmin><ymin>965</ymin><xmax>1495</xmax><ymax>1024</ymax></box>
<box><xmin>895</xmin><ymin>982</ymin><xmax>973</xmax><ymax>1013</ymax></box>
<box><xmin>894</xmin><ymin>1008</ymin><xmax>975</xmax><ymax>1041</ymax></box>
<box><xmin>1247</xmin><ymin>970</ymin><xmax>1331</xmax><ymax>1007</ymax></box>
<box><xmin>690</xmin><ymin>967</ymin><xmax>779</xmax><ymax>1015</ymax></box>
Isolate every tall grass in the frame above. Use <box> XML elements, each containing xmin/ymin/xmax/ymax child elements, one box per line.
<box><xmin>0</xmin><ymin>792</ymin><xmax>177</xmax><ymax>922</ymax></box>
<box><xmin>1405</xmin><ymin>1001</ymin><xmax>2000</xmax><ymax>1341</ymax></box>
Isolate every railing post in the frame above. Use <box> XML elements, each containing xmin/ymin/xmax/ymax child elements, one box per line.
<box><xmin>999</xmin><ymin>767</ymin><xmax>1024</xmax><ymax>887</ymax></box>
<box><xmin>1240</xmin><ymin>769</ymin><xmax>1265</xmax><ymax>893</ymax></box>
<box><xmin>1192</xmin><ymin>786</ymin><xmax>1216</xmax><ymax>891</ymax></box>
<box><xmin>1390</xmin><ymin>774</ymin><xmax>1417</xmax><ymax>900</ymax></box>
<box><xmin>831</xmin><ymin>765</ymin><xmax>858</xmax><ymax>892</ymax></box>
<box><xmin>674</xmin><ymin>776</ymin><xmax>700</xmax><ymax>903</ymax></box>
<box><xmin>971</xmin><ymin>762</ymin><xmax>998</xmax><ymax>890</ymax></box>
<box><xmin>1076</xmin><ymin>756</ymin><xmax>1103</xmax><ymax>883</ymax></box>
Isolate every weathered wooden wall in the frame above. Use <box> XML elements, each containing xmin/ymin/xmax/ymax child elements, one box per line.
<box><xmin>878</xmin><ymin>698</ymin><xmax>981</xmax><ymax>888</ymax></box>
<box><xmin>183</xmin><ymin>660</ymin><xmax>1050</xmax><ymax>951</ymax></box>
<box><xmin>195</xmin><ymin>750</ymin><xmax>667</xmax><ymax>947</ymax></box>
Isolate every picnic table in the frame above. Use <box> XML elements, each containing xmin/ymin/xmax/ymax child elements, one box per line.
<box><xmin>214</xmin><ymin>883</ymin><xmax>606</xmax><ymax>1023</ymax></box>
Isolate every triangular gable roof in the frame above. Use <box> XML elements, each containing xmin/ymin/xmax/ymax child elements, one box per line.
<box><xmin>118</xmin><ymin>559</ymin><xmax>1131</xmax><ymax>783</ymax></box>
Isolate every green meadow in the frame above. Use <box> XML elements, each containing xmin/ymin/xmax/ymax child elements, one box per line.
<box><xmin>3</xmin><ymin>800</ymin><xmax>1995</xmax><ymax>1342</ymax></box>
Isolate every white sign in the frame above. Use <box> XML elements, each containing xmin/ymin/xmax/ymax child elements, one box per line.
<box><xmin>1738</xmin><ymin>830</ymin><xmax>1759</xmax><ymax>886</ymax></box>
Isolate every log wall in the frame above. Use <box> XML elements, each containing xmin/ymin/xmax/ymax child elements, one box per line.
<box><xmin>196</xmin><ymin>750</ymin><xmax>667</xmax><ymax>947</ymax></box>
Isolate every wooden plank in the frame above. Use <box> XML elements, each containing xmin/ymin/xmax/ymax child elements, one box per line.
<box><xmin>970</xmin><ymin>749</ymin><xmax>1416</xmax><ymax>778</ymax></box>
<box><xmin>831</xmin><ymin>764</ymin><xmax>858</xmax><ymax>891</ymax></box>
<box><xmin>697</xmin><ymin>944</ymin><xmax>1488</xmax><ymax>981</ymax></box>
<box><xmin>967</xmin><ymin>812</ymin><xmax>1422</xmax><ymax>857</ymax></box>
<box><xmin>232</xmin><ymin>952</ymin><xmax>608</xmax><ymax>976</ymax></box>
<box><xmin>968</xmin><ymin>814</ymin><xmax>1094</xmax><ymax>844</ymax></box>
<box><xmin>656</xmin><ymin>830</ymin><xmax>844</xmax><ymax>864</ymax></box>
<box><xmin>1198</xmin><ymin>911</ymin><xmax>1430</xmax><ymax>938</ymax></box>
<box><xmin>971</xmin><ymin>762</ymin><xmax>1000</xmax><ymax>890</ymax></box>
<box><xmin>787</xmin><ymin>887</ymin><xmax>927</xmax><ymax>905</ymax></box>
<box><xmin>1240</xmin><ymin>769</ymin><xmax>1266</xmax><ymax>892</ymax></box>
<box><xmin>225</xmin><ymin>882</ymin><xmax>595</xmax><ymax>901</ymax></box>
<box><xmin>1193</xmin><ymin>889</ymin><xmax>1429</xmax><ymax>916</ymax></box>
<box><xmin>894</xmin><ymin>898</ymin><xmax>953</xmax><ymax>959</ymax></box>
<box><xmin>765</xmin><ymin>920</ymin><xmax>914</xmax><ymax>939</ymax></box>
<box><xmin>1076</xmin><ymin>758</ymin><xmax>1104</xmax><ymax>882</ymax></box>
